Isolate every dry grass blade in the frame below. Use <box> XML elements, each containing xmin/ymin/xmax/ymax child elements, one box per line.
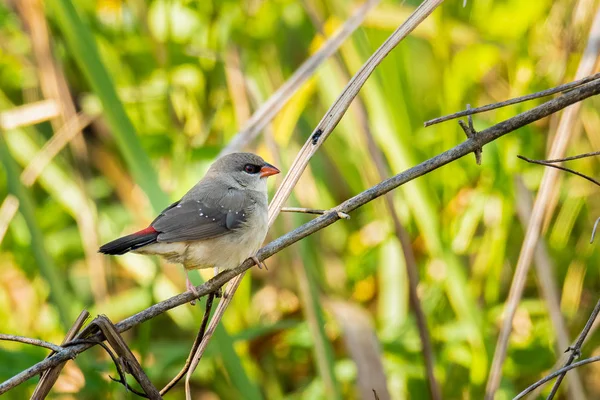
<box><xmin>32</xmin><ymin>310</ymin><xmax>89</xmax><ymax>399</ymax></box>
<box><xmin>328</xmin><ymin>301</ymin><xmax>391</xmax><ymax>400</ymax></box>
<box><xmin>0</xmin><ymin>195</ymin><xmax>20</xmax><ymax>245</ymax></box>
<box><xmin>514</xmin><ymin>179</ymin><xmax>586</xmax><ymax>399</ymax></box>
<box><xmin>0</xmin><ymin>112</ymin><xmax>96</xmax><ymax>246</ymax></box>
<box><xmin>221</xmin><ymin>0</ymin><xmax>381</xmax><ymax>154</ymax></box>
<box><xmin>20</xmin><ymin>113</ymin><xmax>96</xmax><ymax>186</ymax></box>
<box><xmin>0</xmin><ymin>100</ymin><xmax>60</xmax><ymax>130</ymax></box>
<box><xmin>86</xmin><ymin>316</ymin><xmax>161</xmax><ymax>399</ymax></box>
<box><xmin>181</xmin><ymin>0</ymin><xmax>446</xmax><ymax>394</ymax></box>
<box><xmin>485</xmin><ymin>8</ymin><xmax>600</xmax><ymax>399</ymax></box>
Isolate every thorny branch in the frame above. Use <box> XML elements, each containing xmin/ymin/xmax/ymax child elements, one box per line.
<box><xmin>2</xmin><ymin>70</ymin><xmax>600</xmax><ymax>396</ymax></box>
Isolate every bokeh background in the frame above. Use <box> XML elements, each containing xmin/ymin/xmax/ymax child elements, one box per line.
<box><xmin>1</xmin><ymin>0</ymin><xmax>600</xmax><ymax>398</ymax></box>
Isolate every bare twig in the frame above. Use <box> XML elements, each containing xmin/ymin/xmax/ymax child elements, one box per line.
<box><xmin>221</xmin><ymin>0</ymin><xmax>381</xmax><ymax>154</ymax></box>
<box><xmin>281</xmin><ymin>207</ymin><xmax>350</xmax><ymax>219</ymax></box>
<box><xmin>32</xmin><ymin>310</ymin><xmax>90</xmax><ymax>399</ymax></box>
<box><xmin>0</xmin><ymin>334</ymin><xmax>63</xmax><ymax>352</ymax></box>
<box><xmin>517</xmin><ymin>155</ymin><xmax>600</xmax><ymax>187</ymax></box>
<box><xmin>159</xmin><ymin>293</ymin><xmax>214</xmax><ymax>396</ymax></box>
<box><xmin>2</xmin><ymin>67</ymin><xmax>600</xmax><ymax>396</ymax></box>
<box><xmin>485</xmin><ymin>8</ymin><xmax>600</xmax><ymax>398</ymax></box>
<box><xmin>513</xmin><ymin>355</ymin><xmax>600</xmax><ymax>400</ymax></box>
<box><xmin>523</xmin><ymin>150</ymin><xmax>600</xmax><ymax>163</ymax></box>
<box><xmin>424</xmin><ymin>73</ymin><xmax>600</xmax><ymax>127</ymax></box>
<box><xmin>546</xmin><ymin>298</ymin><xmax>600</xmax><ymax>399</ymax></box>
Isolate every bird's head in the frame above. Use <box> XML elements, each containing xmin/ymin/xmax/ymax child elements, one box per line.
<box><xmin>208</xmin><ymin>152</ymin><xmax>280</xmax><ymax>189</ymax></box>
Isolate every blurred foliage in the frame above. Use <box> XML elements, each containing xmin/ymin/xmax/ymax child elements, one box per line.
<box><xmin>1</xmin><ymin>0</ymin><xmax>600</xmax><ymax>399</ymax></box>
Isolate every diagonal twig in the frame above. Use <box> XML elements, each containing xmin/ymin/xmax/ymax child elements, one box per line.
<box><xmin>2</xmin><ymin>63</ymin><xmax>600</xmax><ymax>396</ymax></box>
<box><xmin>424</xmin><ymin>72</ymin><xmax>600</xmax><ymax>127</ymax></box>
<box><xmin>159</xmin><ymin>293</ymin><xmax>214</xmax><ymax>396</ymax></box>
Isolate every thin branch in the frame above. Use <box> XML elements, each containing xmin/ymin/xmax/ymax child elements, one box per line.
<box><xmin>527</xmin><ymin>150</ymin><xmax>600</xmax><ymax>163</ymax></box>
<box><xmin>424</xmin><ymin>72</ymin><xmax>600</xmax><ymax>127</ymax></box>
<box><xmin>159</xmin><ymin>293</ymin><xmax>214</xmax><ymax>396</ymax></box>
<box><xmin>513</xmin><ymin>355</ymin><xmax>600</xmax><ymax>400</ymax></box>
<box><xmin>546</xmin><ymin>298</ymin><xmax>600</xmax><ymax>399</ymax></box>
<box><xmin>0</xmin><ymin>334</ymin><xmax>63</xmax><ymax>352</ymax></box>
<box><xmin>2</xmin><ymin>67</ymin><xmax>600</xmax><ymax>396</ymax></box>
<box><xmin>281</xmin><ymin>207</ymin><xmax>350</xmax><ymax>219</ymax></box>
<box><xmin>221</xmin><ymin>0</ymin><xmax>381</xmax><ymax>154</ymax></box>
<box><xmin>517</xmin><ymin>155</ymin><xmax>600</xmax><ymax>187</ymax></box>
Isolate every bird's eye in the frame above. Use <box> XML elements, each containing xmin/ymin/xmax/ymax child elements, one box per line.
<box><xmin>244</xmin><ymin>164</ymin><xmax>260</xmax><ymax>174</ymax></box>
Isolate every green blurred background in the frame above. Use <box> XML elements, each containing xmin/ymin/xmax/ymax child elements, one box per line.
<box><xmin>1</xmin><ymin>0</ymin><xmax>600</xmax><ymax>398</ymax></box>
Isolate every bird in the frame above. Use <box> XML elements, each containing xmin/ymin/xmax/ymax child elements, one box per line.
<box><xmin>99</xmin><ymin>152</ymin><xmax>280</xmax><ymax>300</ymax></box>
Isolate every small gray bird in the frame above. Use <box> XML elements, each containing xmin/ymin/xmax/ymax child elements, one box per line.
<box><xmin>99</xmin><ymin>153</ymin><xmax>280</xmax><ymax>298</ymax></box>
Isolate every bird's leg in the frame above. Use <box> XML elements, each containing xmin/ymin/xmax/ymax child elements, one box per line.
<box><xmin>213</xmin><ymin>267</ymin><xmax>223</xmax><ymax>298</ymax></box>
<box><xmin>186</xmin><ymin>270</ymin><xmax>200</xmax><ymax>306</ymax></box>
<box><xmin>249</xmin><ymin>255</ymin><xmax>267</xmax><ymax>271</ymax></box>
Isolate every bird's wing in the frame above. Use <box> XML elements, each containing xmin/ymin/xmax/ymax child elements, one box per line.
<box><xmin>151</xmin><ymin>188</ymin><xmax>250</xmax><ymax>243</ymax></box>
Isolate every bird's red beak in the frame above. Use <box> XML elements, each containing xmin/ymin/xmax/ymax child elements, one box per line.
<box><xmin>260</xmin><ymin>163</ymin><xmax>280</xmax><ymax>178</ymax></box>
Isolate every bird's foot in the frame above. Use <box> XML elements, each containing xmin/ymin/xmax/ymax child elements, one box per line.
<box><xmin>186</xmin><ymin>273</ymin><xmax>200</xmax><ymax>306</ymax></box>
<box><xmin>212</xmin><ymin>286</ymin><xmax>224</xmax><ymax>298</ymax></box>
<box><xmin>250</xmin><ymin>255</ymin><xmax>267</xmax><ymax>270</ymax></box>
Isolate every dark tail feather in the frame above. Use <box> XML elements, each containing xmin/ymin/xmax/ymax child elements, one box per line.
<box><xmin>99</xmin><ymin>228</ymin><xmax>159</xmax><ymax>255</ymax></box>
